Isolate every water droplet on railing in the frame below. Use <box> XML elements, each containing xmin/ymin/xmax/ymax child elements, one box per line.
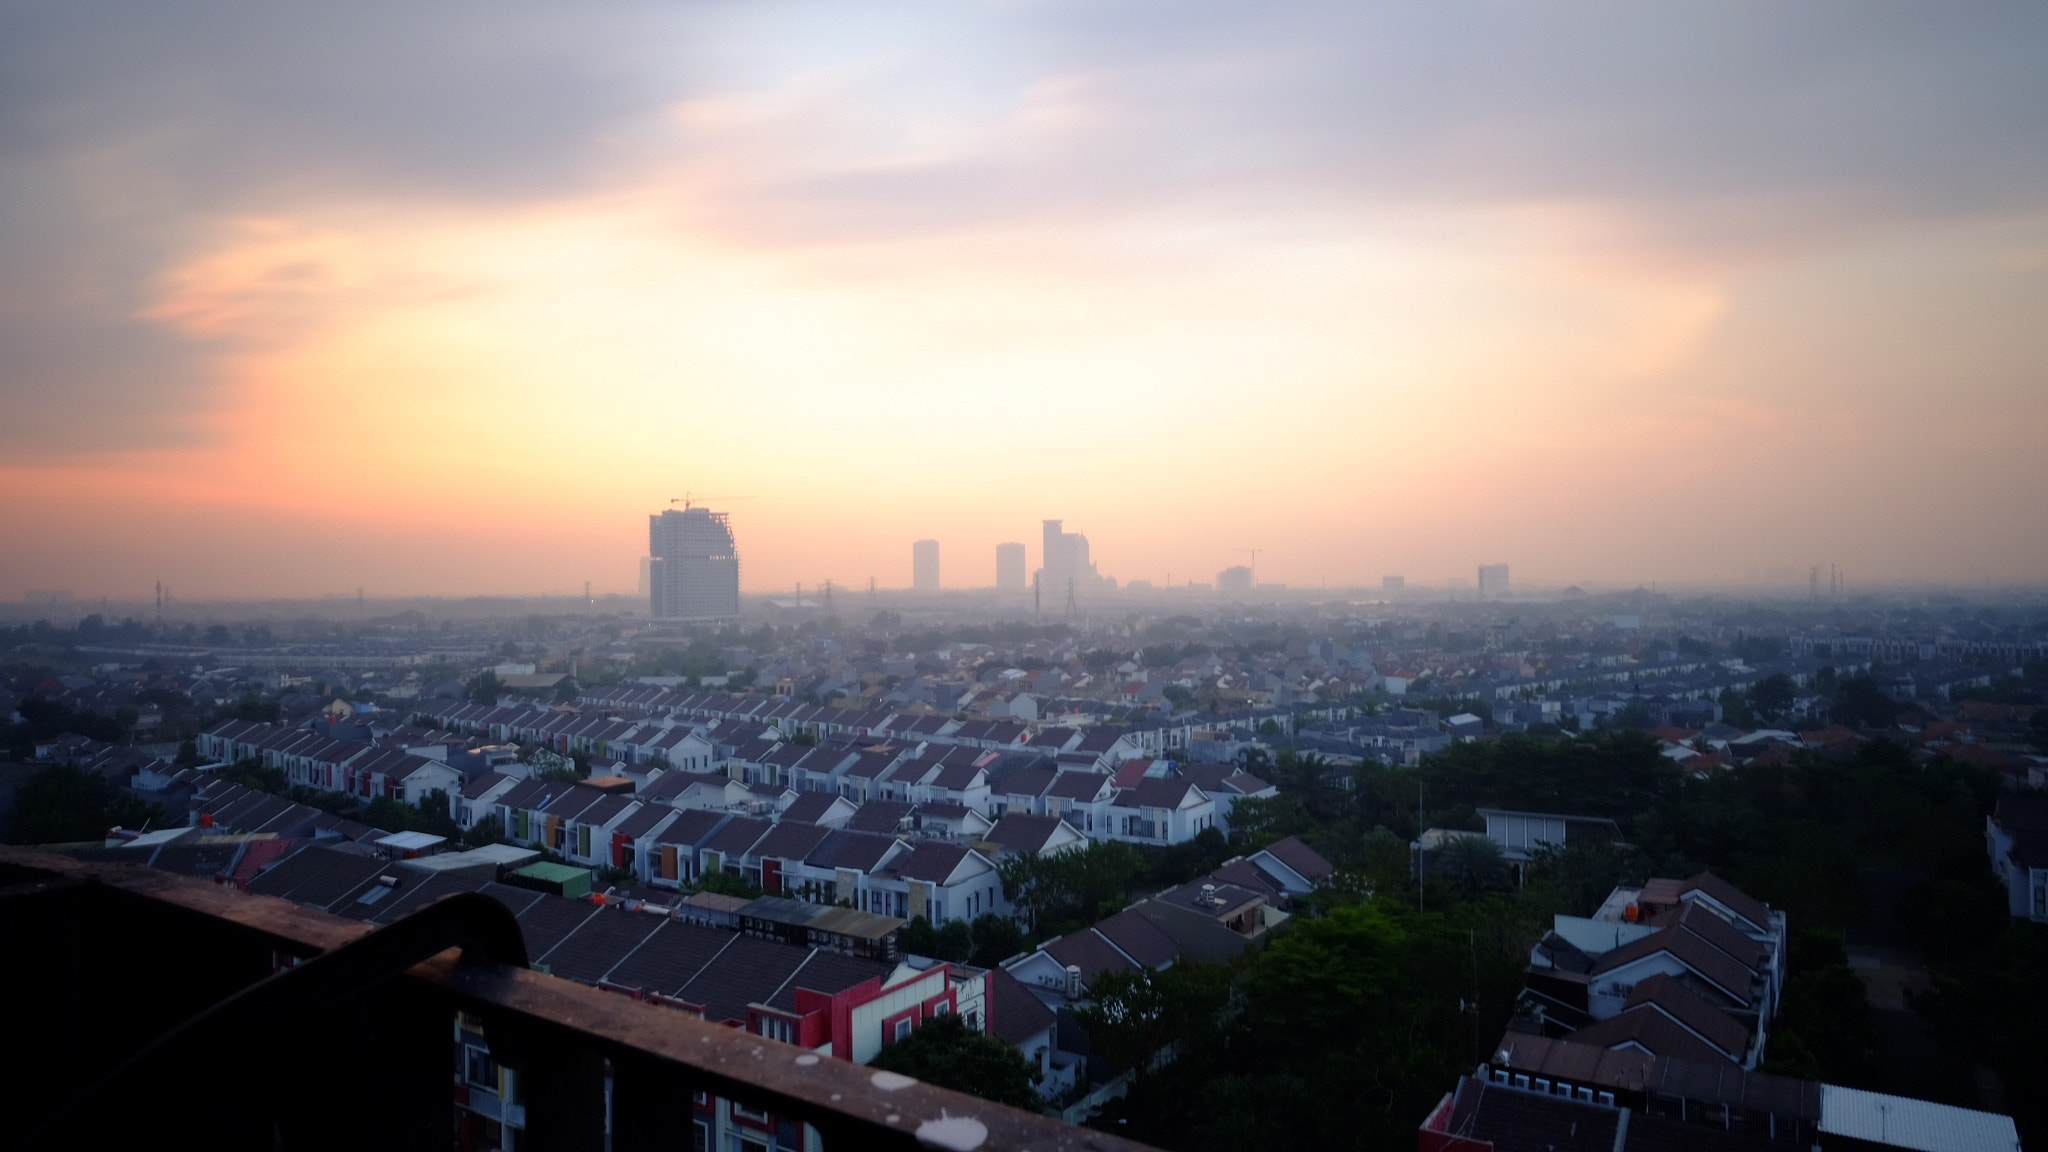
<box><xmin>870</xmin><ymin>1070</ymin><xmax>916</xmax><ymax>1091</ymax></box>
<box><xmin>915</xmin><ymin>1112</ymin><xmax>989</xmax><ymax>1152</ymax></box>
<box><xmin>794</xmin><ymin>1054</ymin><xmax>820</xmax><ymax>1066</ymax></box>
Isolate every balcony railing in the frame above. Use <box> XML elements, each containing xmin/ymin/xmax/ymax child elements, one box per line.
<box><xmin>0</xmin><ymin>845</ymin><xmax>1156</xmax><ymax>1152</ymax></box>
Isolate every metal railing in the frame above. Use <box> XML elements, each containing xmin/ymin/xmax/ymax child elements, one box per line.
<box><xmin>0</xmin><ymin>845</ymin><xmax>1154</xmax><ymax>1152</ymax></box>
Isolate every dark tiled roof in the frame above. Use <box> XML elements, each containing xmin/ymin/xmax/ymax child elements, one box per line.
<box><xmin>780</xmin><ymin>792</ymin><xmax>845</xmax><ymax>825</ymax></box>
<box><xmin>985</xmin><ymin>814</ymin><xmax>1065</xmax><ymax>853</ymax></box>
<box><xmin>366</xmin><ymin>874</ymin><xmax>485</xmax><ymax>924</ymax></box>
<box><xmin>536</xmin><ymin>905</ymin><xmax>665</xmax><ymax>983</ymax></box>
<box><xmin>752</xmin><ymin>821</ymin><xmax>833</xmax><ymax>861</ymax></box>
<box><xmin>1093</xmin><ymin>907</ymin><xmax>1182</xmax><ymax>969</ymax></box>
<box><xmin>805</xmin><ymin>830</ymin><xmax>901</xmax><ymax>873</ymax></box>
<box><xmin>244</xmin><ymin>845</ymin><xmax>386</xmax><ymax>910</ymax></box>
<box><xmin>1121</xmin><ymin>777</ymin><xmax>1201</xmax><ymax>809</ymax></box>
<box><xmin>1046</xmin><ymin>772</ymin><xmax>1110</xmax><ymax>801</ymax></box>
<box><xmin>764</xmin><ymin>951</ymin><xmax>890</xmax><ymax>1011</ymax></box>
<box><xmin>674</xmin><ymin>934</ymin><xmax>810</xmax><ymax>1025</ymax></box>
<box><xmin>1622</xmin><ymin>973</ymin><xmax>1751</xmax><ymax>1061</ymax></box>
<box><xmin>1679</xmin><ymin>871</ymin><xmax>1773</xmax><ymax>935</ymax></box>
<box><xmin>604</xmin><ymin>920</ymin><xmax>738</xmax><ymax>996</ymax></box>
<box><xmin>701</xmin><ymin>816</ymin><xmax>772</xmax><ymax>858</ymax></box>
<box><xmin>653</xmin><ymin>808</ymin><xmax>729</xmax><ymax>848</ymax></box>
<box><xmin>1566</xmin><ymin>1004</ymin><xmax>1735</xmax><ymax>1066</ymax></box>
<box><xmin>893</xmin><ymin>842</ymin><xmax>971</xmax><ymax>883</ymax></box>
<box><xmin>1590</xmin><ymin>922</ymin><xmax>1757</xmax><ymax>1007</ymax></box>
<box><xmin>1443</xmin><ymin>1076</ymin><xmax>1621</xmax><ymax>1152</ymax></box>
<box><xmin>845</xmin><ymin>801</ymin><xmax>914</xmax><ymax>834</ymax></box>
<box><xmin>1042</xmin><ymin>929</ymin><xmax>1136</xmax><ymax>983</ymax></box>
<box><xmin>985</xmin><ymin>965</ymin><xmax>1057</xmax><ymax>1046</ymax></box>
<box><xmin>514</xmin><ymin>895</ymin><xmax>602</xmax><ymax>961</ymax></box>
<box><xmin>1257</xmin><ymin>835</ymin><xmax>1334</xmax><ymax>883</ymax></box>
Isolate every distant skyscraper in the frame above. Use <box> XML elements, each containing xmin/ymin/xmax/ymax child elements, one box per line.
<box><xmin>1037</xmin><ymin>519</ymin><xmax>1106</xmax><ymax>598</ymax></box>
<box><xmin>913</xmin><ymin>539</ymin><xmax>941</xmax><ymax>591</ymax></box>
<box><xmin>648</xmin><ymin>506</ymin><xmax>741</xmax><ymax>620</ymax></box>
<box><xmin>996</xmin><ymin>542</ymin><xmax>1026</xmax><ymax>591</ymax></box>
<box><xmin>1217</xmin><ymin>565</ymin><xmax>1253</xmax><ymax>594</ymax></box>
<box><xmin>1478</xmin><ymin>563</ymin><xmax>1510</xmax><ymax>599</ymax></box>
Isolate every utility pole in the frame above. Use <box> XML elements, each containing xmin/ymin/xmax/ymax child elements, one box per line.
<box><xmin>1417</xmin><ymin>780</ymin><xmax>1426</xmax><ymax>913</ymax></box>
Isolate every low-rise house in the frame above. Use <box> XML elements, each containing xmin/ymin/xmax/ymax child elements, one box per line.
<box><xmin>1986</xmin><ymin>794</ymin><xmax>2048</xmax><ymax>922</ymax></box>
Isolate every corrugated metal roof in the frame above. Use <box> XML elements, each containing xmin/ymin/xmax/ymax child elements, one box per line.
<box><xmin>1818</xmin><ymin>1085</ymin><xmax>2020</xmax><ymax>1152</ymax></box>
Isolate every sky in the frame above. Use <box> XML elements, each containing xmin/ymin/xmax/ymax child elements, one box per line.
<box><xmin>3</xmin><ymin>1</ymin><xmax>2046</xmax><ymax>600</ymax></box>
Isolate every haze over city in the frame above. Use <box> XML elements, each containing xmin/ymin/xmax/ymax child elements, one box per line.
<box><xmin>3</xmin><ymin>3</ymin><xmax>2046</xmax><ymax>601</ymax></box>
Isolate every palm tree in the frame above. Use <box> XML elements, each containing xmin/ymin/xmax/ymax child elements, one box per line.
<box><xmin>1435</xmin><ymin>833</ymin><xmax>1508</xmax><ymax>893</ymax></box>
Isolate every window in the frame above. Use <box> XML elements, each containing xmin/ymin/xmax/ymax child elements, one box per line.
<box><xmin>1598</xmin><ymin>1091</ymin><xmax>1616</xmax><ymax>1106</ymax></box>
<box><xmin>1513</xmin><ymin>1074</ymin><xmax>1530</xmax><ymax>1089</ymax></box>
<box><xmin>1576</xmin><ymin>1087</ymin><xmax>1594</xmax><ymax>1102</ymax></box>
<box><xmin>933</xmin><ymin>1001</ymin><xmax>950</xmax><ymax>1016</ymax></box>
<box><xmin>464</xmin><ymin>1046</ymin><xmax>499</xmax><ymax>1089</ymax></box>
<box><xmin>895</xmin><ymin>1018</ymin><xmax>913</xmax><ymax>1041</ymax></box>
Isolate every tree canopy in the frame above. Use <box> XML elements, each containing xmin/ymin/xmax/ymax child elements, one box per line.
<box><xmin>867</xmin><ymin>1012</ymin><xmax>1042</xmax><ymax>1113</ymax></box>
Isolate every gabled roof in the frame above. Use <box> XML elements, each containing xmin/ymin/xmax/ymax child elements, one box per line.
<box><xmin>1590</xmin><ymin>920</ymin><xmax>1758</xmax><ymax>1007</ymax></box>
<box><xmin>1621</xmin><ymin>972</ymin><xmax>1751</xmax><ymax>1061</ymax></box>
<box><xmin>1092</xmin><ymin>907</ymin><xmax>1182</xmax><ymax>969</ymax></box>
<box><xmin>844</xmin><ymin>800</ymin><xmax>914</xmax><ymax>835</ymax></box>
<box><xmin>534</xmin><ymin>905</ymin><xmax>665</xmax><ymax>983</ymax></box>
<box><xmin>1041</xmin><ymin>929</ymin><xmax>1136</xmax><ymax>983</ymax></box>
<box><xmin>1119</xmin><ymin>777</ymin><xmax>1205</xmax><ymax>810</ymax></box>
<box><xmin>1256</xmin><ymin>835</ymin><xmax>1334</xmax><ymax>884</ymax></box>
<box><xmin>1046</xmin><ymin>771</ymin><xmax>1112</xmax><ymax>802</ymax></box>
<box><xmin>779</xmin><ymin>791</ymin><xmax>849</xmax><ymax>825</ymax></box>
<box><xmin>893</xmin><ymin>842</ymin><xmax>982</xmax><ymax>884</ymax></box>
<box><xmin>984</xmin><ymin>965</ymin><xmax>1057</xmax><ymax>1045</ymax></box>
<box><xmin>805</xmin><ymin>829</ymin><xmax>903</xmax><ymax>873</ymax></box>
<box><xmin>701</xmin><ymin>816</ymin><xmax>772</xmax><ymax>858</ymax></box>
<box><xmin>1565</xmin><ymin>1001</ymin><xmax>1736</xmax><ymax>1066</ymax></box>
<box><xmin>1677</xmin><ymin>871</ymin><xmax>1774</xmax><ymax>936</ymax></box>
<box><xmin>984</xmin><ymin>814</ymin><xmax>1071</xmax><ymax>854</ymax></box>
<box><xmin>652</xmin><ymin>808</ymin><xmax>729</xmax><ymax>848</ymax></box>
<box><xmin>751</xmin><ymin>821</ymin><xmax>834</xmax><ymax>862</ymax></box>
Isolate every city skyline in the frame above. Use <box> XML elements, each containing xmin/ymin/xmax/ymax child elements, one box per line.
<box><xmin>3</xmin><ymin>5</ymin><xmax>2046</xmax><ymax>599</ymax></box>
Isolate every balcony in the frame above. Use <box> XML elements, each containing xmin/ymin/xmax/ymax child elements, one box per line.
<box><xmin>0</xmin><ymin>845</ymin><xmax>1154</xmax><ymax>1152</ymax></box>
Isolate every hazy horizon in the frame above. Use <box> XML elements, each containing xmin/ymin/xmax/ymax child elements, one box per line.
<box><xmin>5</xmin><ymin>3</ymin><xmax>2046</xmax><ymax>599</ymax></box>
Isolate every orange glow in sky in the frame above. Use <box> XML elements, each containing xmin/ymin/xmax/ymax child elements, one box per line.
<box><xmin>4</xmin><ymin>5</ymin><xmax>2045</xmax><ymax>599</ymax></box>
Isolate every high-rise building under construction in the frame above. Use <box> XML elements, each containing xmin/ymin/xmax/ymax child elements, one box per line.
<box><xmin>648</xmin><ymin>506</ymin><xmax>741</xmax><ymax>620</ymax></box>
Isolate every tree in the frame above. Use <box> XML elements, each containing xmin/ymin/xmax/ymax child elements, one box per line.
<box><xmin>997</xmin><ymin>840</ymin><xmax>1145</xmax><ymax>936</ymax></box>
<box><xmin>968</xmin><ymin>912</ymin><xmax>1028</xmax><ymax>969</ymax></box>
<box><xmin>694</xmin><ymin>869</ymin><xmax>763</xmax><ymax>899</ymax></box>
<box><xmin>463</xmin><ymin>814</ymin><xmax>509</xmax><ymax>848</ymax></box>
<box><xmin>1748</xmin><ymin>674</ymin><xmax>1796</xmax><ymax>724</ymax></box>
<box><xmin>363</xmin><ymin>791</ymin><xmax>460</xmax><ymax>839</ymax></box>
<box><xmin>1434</xmin><ymin>833</ymin><xmax>1508</xmax><ymax>894</ymax></box>
<box><xmin>868</xmin><ymin>1012</ymin><xmax>1042</xmax><ymax>1112</ymax></box>
<box><xmin>900</xmin><ymin>915</ymin><xmax>974</xmax><ymax>962</ymax></box>
<box><xmin>470</xmin><ymin>669</ymin><xmax>503</xmax><ymax>705</ymax></box>
<box><xmin>9</xmin><ymin>766</ymin><xmax>160</xmax><ymax>844</ymax></box>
